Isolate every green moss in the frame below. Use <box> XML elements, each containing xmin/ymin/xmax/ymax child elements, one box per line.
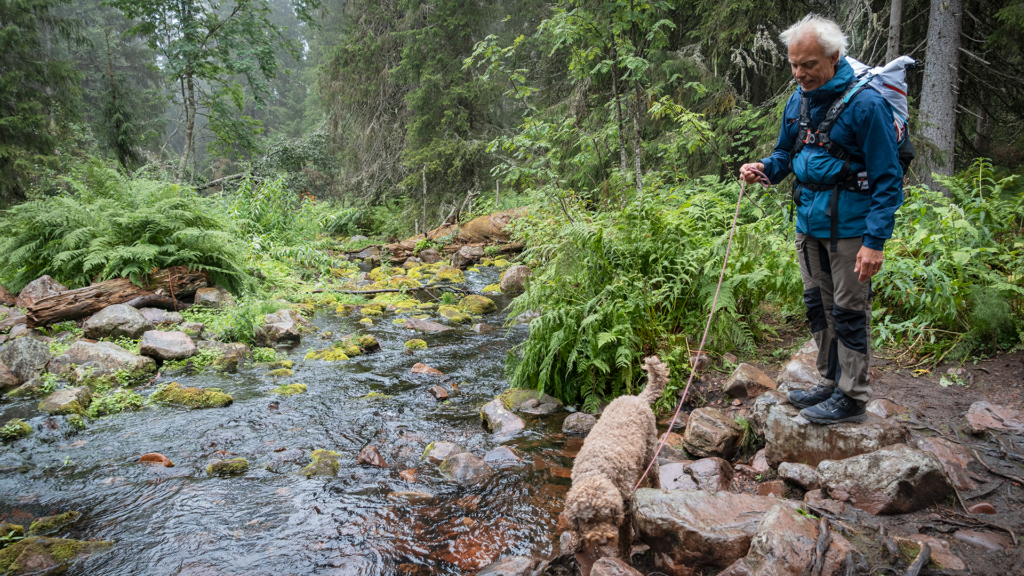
<box><xmin>206</xmin><ymin>458</ymin><xmax>249</xmax><ymax>476</ymax></box>
<box><xmin>359</xmin><ymin>318</ymin><xmax>373</xmax><ymax>326</ymax></box>
<box><xmin>271</xmin><ymin>383</ymin><xmax>307</xmax><ymax>397</ymax></box>
<box><xmin>393</xmin><ymin>299</ymin><xmax>418</xmax><ymax>309</ymax></box>
<box><xmin>459</xmin><ymin>295</ymin><xmax>497</xmax><ymax>314</ymax></box>
<box><xmin>28</xmin><ymin>511</ymin><xmax>80</xmax><ymax>536</ymax></box>
<box><xmin>0</xmin><ymin>523</ymin><xmax>25</xmax><ymax>540</ymax></box>
<box><xmin>357</xmin><ymin>335</ymin><xmax>379</xmax><ymax>350</ymax></box>
<box><xmin>896</xmin><ymin>540</ymin><xmax>945</xmax><ymax>570</ymax></box>
<box><xmin>336</xmin><ymin>304</ymin><xmax>354</xmax><ymax>315</ymax></box>
<box><xmin>66</xmin><ymin>414</ymin><xmax>86</xmax><ymax>431</ymax></box>
<box><xmin>392</xmin><ymin>319</ymin><xmax>407</xmax><ymax>325</ymax></box>
<box><xmin>361</xmin><ymin>307</ymin><xmax>383</xmax><ymax>317</ymax></box>
<box><xmin>39</xmin><ymin>399</ymin><xmax>85</xmax><ymax>417</ymax></box>
<box><xmin>368</xmin><ymin>267</ymin><xmax>387</xmax><ymax>281</ymax></box>
<box><xmin>438</xmin><ymin>306</ymin><xmax>472</xmax><ymax>324</ymax></box>
<box><xmin>87</xmin><ymin>389</ymin><xmax>144</xmax><ymax>418</ymax></box>
<box><xmin>359</xmin><ymin>391</ymin><xmax>393</xmax><ymax>401</ymax></box>
<box><xmin>0</xmin><ymin>419</ymin><xmax>32</xmax><ymax>441</ymax></box>
<box><xmin>405</xmin><ymin>339</ymin><xmax>428</xmax><ymax>350</ymax></box>
<box><xmin>412</xmin><ymin>314</ymin><xmax>430</xmax><ymax>320</ymax></box>
<box><xmin>432</xmin><ymin>267</ymin><xmax>465</xmax><ymax>283</ymax></box>
<box><xmin>266</xmin><ymin>360</ymin><xmax>295</xmax><ymax>369</ymax></box>
<box><xmin>305</xmin><ymin>347</ymin><xmax>350</xmax><ymax>361</ymax></box>
<box><xmin>266</xmin><ymin>368</ymin><xmax>295</xmax><ymax>377</ymax></box>
<box><xmin>481</xmin><ymin>284</ymin><xmax>501</xmax><ymax>293</ymax></box>
<box><xmin>301</xmin><ymin>449</ymin><xmax>341</xmax><ymax>477</ymax></box>
<box><xmin>1</xmin><ymin>536</ymin><xmax>113</xmax><ymax>574</ymax></box>
<box><xmin>152</xmin><ymin>382</ymin><xmax>233</xmax><ymax>409</ymax></box>
<box><xmin>467</xmin><ymin>267</ymin><xmax>480</xmax><ymax>273</ymax></box>
<box><xmin>493</xmin><ymin>258</ymin><xmax>510</xmax><ymax>267</ymax></box>
<box><xmin>388</xmin><ymin>277</ymin><xmax>422</xmax><ymax>289</ymax></box>
<box><xmin>4</xmin><ymin>384</ymin><xmax>39</xmax><ymax>399</ymax></box>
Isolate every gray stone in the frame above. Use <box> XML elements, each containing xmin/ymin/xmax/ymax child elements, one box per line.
<box><xmin>83</xmin><ymin>304</ymin><xmax>153</xmax><ymax>339</ymax></box>
<box><xmin>8</xmin><ymin>324</ymin><xmax>30</xmax><ymax>339</ymax></box>
<box><xmin>480</xmin><ymin>398</ymin><xmax>526</xmax><ymax>436</ymax></box>
<box><xmin>439</xmin><ymin>452</ymin><xmax>494</xmax><ymax>485</ymax></box>
<box><xmin>817</xmin><ymin>444</ymin><xmax>953</xmax><ymax>515</ymax></box>
<box><xmin>0</xmin><ymin>337</ymin><xmax>51</xmax><ymax>384</ymax></box>
<box><xmin>138</xmin><ymin>307</ymin><xmax>183</xmax><ymax>325</ymax></box>
<box><xmin>403</xmin><ymin>317</ymin><xmax>452</xmax><ymax>334</ymax></box>
<box><xmin>562</xmin><ymin>412</ymin><xmax>597</xmax><ymax>435</ymax></box>
<box><xmin>450</xmin><ymin>245</ymin><xmax>484</xmax><ymax>268</ymax></box>
<box><xmin>764</xmin><ymin>403</ymin><xmax>908</xmax><ymax>467</ymax></box>
<box><xmin>591</xmin><ymin>558</ymin><xmax>644</xmax><ymax>576</ymax></box>
<box><xmin>38</xmin><ymin>387</ymin><xmax>92</xmax><ymax>416</ymax></box>
<box><xmin>473</xmin><ymin>323</ymin><xmax>496</xmax><ymax>334</ymax></box>
<box><xmin>681</xmin><ymin>407</ymin><xmax>744</xmax><ymax>459</ymax></box>
<box><xmin>778</xmin><ymin>462</ymin><xmax>819</xmax><ymax>490</ymax></box>
<box><xmin>660</xmin><ymin>458</ymin><xmax>734</xmax><ymax>492</ymax></box>
<box><xmin>193</xmin><ymin>286</ymin><xmax>235</xmax><ymax>309</ymax></box>
<box><xmin>500</xmin><ymin>388</ymin><xmax>564</xmax><ymax>412</ymax></box>
<box><xmin>15</xmin><ymin>275</ymin><xmax>67</xmax><ymax>308</ymax></box>
<box><xmin>476</xmin><ymin>556</ymin><xmax>539</xmax><ymax>576</ymax></box>
<box><xmin>418</xmin><ymin>247</ymin><xmax>442</xmax><ymax>263</ymax></box>
<box><xmin>748</xmin><ymin>390</ymin><xmax>787</xmax><ymax>435</ymax></box>
<box><xmin>140</xmin><ymin>330</ymin><xmax>197</xmax><ymax>361</ymax></box>
<box><xmin>355</xmin><ymin>246</ymin><xmax>380</xmax><ymax>260</ymax></box>
<box><xmin>69</xmin><ymin>362</ymin><xmax>118</xmax><ymax>390</ymax></box>
<box><xmin>349</xmin><ymin>235</ymin><xmax>369</xmax><ymax>242</ymax></box>
<box><xmin>723</xmin><ymin>363</ymin><xmax>777</xmax><ymax>399</ymax></box>
<box><xmin>423</xmin><ymin>441</ymin><xmax>463</xmax><ymax>463</ymax></box>
<box><xmin>255</xmin><ymin>308</ymin><xmax>314</xmax><ymax>345</ymax></box>
<box><xmin>48</xmin><ymin>341</ymin><xmax>156</xmax><ymax>382</ymax></box>
<box><xmin>5</xmin><ymin>380</ymin><xmax>41</xmax><ymax>398</ymax></box>
<box><xmin>180</xmin><ymin>321</ymin><xmax>205</xmax><ymax>339</ymax></box>
<box><xmin>483</xmin><ymin>446</ymin><xmax>523</xmax><ymax>465</ymax></box>
<box><xmin>775</xmin><ymin>340</ymin><xmax>819</xmax><ymax>386</ymax></box>
<box><xmin>499</xmin><ymin>265</ymin><xmax>532</xmax><ymax>295</ymax></box>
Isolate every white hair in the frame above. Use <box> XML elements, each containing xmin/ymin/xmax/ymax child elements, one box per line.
<box><xmin>779</xmin><ymin>14</ymin><xmax>848</xmax><ymax>57</ymax></box>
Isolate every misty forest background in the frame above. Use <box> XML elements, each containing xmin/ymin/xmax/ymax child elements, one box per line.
<box><xmin>2</xmin><ymin>0</ymin><xmax>1024</xmax><ymax>404</ymax></box>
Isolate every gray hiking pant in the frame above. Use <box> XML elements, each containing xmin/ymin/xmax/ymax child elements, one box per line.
<box><xmin>795</xmin><ymin>233</ymin><xmax>872</xmax><ymax>404</ymax></box>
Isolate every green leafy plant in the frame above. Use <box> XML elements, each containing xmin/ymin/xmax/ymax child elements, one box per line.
<box><xmin>39</xmin><ymin>373</ymin><xmax>60</xmax><ymax>395</ymax></box>
<box><xmin>252</xmin><ymin>347</ymin><xmax>284</xmax><ymax>363</ymax></box>
<box><xmin>87</xmin><ymin>389</ymin><xmax>144</xmax><ymax>418</ymax></box>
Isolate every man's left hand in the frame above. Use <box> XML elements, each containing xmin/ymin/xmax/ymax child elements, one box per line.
<box><xmin>854</xmin><ymin>246</ymin><xmax>884</xmax><ymax>282</ymax></box>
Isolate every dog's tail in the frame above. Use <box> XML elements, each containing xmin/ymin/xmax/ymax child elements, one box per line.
<box><xmin>638</xmin><ymin>355</ymin><xmax>670</xmax><ymax>405</ymax></box>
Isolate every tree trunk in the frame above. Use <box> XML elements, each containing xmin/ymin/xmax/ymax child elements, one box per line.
<box><xmin>633</xmin><ymin>82</ymin><xmax>644</xmax><ymax>195</ymax></box>
<box><xmin>177</xmin><ymin>72</ymin><xmax>197</xmax><ymax>182</ymax></box>
<box><xmin>26</xmin><ymin>267</ymin><xmax>210</xmax><ymax>328</ymax></box>
<box><xmin>974</xmin><ymin>106</ymin><xmax>987</xmax><ymax>155</ymax></box>
<box><xmin>886</xmin><ymin>0</ymin><xmax>903</xmax><ymax>62</ymax></box>
<box><xmin>610</xmin><ymin>46</ymin><xmax>630</xmax><ymax>182</ymax></box>
<box><xmin>917</xmin><ymin>0</ymin><xmax>963</xmax><ymax>192</ymax></box>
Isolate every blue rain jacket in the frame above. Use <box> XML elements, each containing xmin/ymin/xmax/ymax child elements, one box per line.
<box><xmin>760</xmin><ymin>58</ymin><xmax>903</xmax><ymax>250</ymax></box>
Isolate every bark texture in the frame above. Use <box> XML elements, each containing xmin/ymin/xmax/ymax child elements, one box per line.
<box><xmin>917</xmin><ymin>0</ymin><xmax>964</xmax><ymax>190</ymax></box>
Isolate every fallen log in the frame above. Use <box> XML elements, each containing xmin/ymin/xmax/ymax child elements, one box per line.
<box><xmin>125</xmin><ymin>294</ymin><xmax>194</xmax><ymax>311</ymax></box>
<box><xmin>26</xmin><ymin>267</ymin><xmax>209</xmax><ymax>327</ymax></box>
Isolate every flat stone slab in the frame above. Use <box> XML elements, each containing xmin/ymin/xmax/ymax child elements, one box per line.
<box><xmin>764</xmin><ymin>403</ymin><xmax>907</xmax><ymax>467</ymax></box>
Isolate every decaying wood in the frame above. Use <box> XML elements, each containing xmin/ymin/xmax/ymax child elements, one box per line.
<box><xmin>902</xmin><ymin>542</ymin><xmax>930</xmax><ymax>576</ymax></box>
<box><xmin>26</xmin><ymin>267</ymin><xmax>209</xmax><ymax>327</ymax></box>
<box><xmin>125</xmin><ymin>294</ymin><xmax>194</xmax><ymax>311</ymax></box>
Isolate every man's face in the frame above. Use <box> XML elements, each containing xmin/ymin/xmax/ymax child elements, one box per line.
<box><xmin>788</xmin><ymin>32</ymin><xmax>840</xmax><ymax>92</ymax></box>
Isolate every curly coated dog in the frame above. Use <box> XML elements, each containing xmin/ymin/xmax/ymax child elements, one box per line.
<box><xmin>559</xmin><ymin>356</ymin><xmax>669</xmax><ymax>574</ymax></box>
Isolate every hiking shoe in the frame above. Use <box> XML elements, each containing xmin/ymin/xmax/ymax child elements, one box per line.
<box><xmin>786</xmin><ymin>383</ymin><xmax>835</xmax><ymax>410</ymax></box>
<box><xmin>800</xmin><ymin>389</ymin><xmax>867</xmax><ymax>425</ymax></box>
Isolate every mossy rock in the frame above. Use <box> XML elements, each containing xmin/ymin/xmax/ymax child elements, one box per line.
<box><xmin>394</xmin><ymin>299</ymin><xmax>418</xmax><ymax>309</ymax></box>
<box><xmin>499</xmin><ymin>388</ymin><xmax>563</xmax><ymax>411</ymax></box>
<box><xmin>4</xmin><ymin>383</ymin><xmax>40</xmax><ymax>399</ymax></box>
<box><xmin>271</xmin><ymin>383</ymin><xmax>307</xmax><ymax>397</ymax></box>
<box><xmin>206</xmin><ymin>458</ymin><xmax>249</xmax><ymax>476</ymax></box>
<box><xmin>416</xmin><ymin>303</ymin><xmax>437</xmax><ymax>310</ymax></box>
<box><xmin>388</xmin><ymin>277</ymin><xmax>422</xmax><ymax>289</ymax></box>
<box><xmin>459</xmin><ymin>295</ymin><xmax>497</xmax><ymax>315</ymax></box>
<box><xmin>412</xmin><ymin>314</ymin><xmax>430</xmax><ymax>320</ymax></box>
<box><xmin>360</xmin><ymin>308</ymin><xmax>384</xmax><ymax>317</ymax></box>
<box><xmin>356</xmin><ymin>335</ymin><xmax>379</xmax><ymax>351</ymax></box>
<box><xmin>481</xmin><ymin>284</ymin><xmax>501</xmax><ymax>294</ymax></box>
<box><xmin>336</xmin><ymin>304</ymin><xmax>355</xmax><ymax>315</ymax></box>
<box><xmin>359</xmin><ymin>391</ymin><xmax>392</xmax><ymax>401</ymax></box>
<box><xmin>363</xmin><ymin>302</ymin><xmax>386</xmax><ymax>312</ymax></box>
<box><xmin>0</xmin><ymin>523</ymin><xmax>24</xmax><ymax>540</ymax></box>
<box><xmin>359</xmin><ymin>318</ymin><xmax>373</xmax><ymax>326</ymax></box>
<box><xmin>0</xmin><ymin>536</ymin><xmax>113</xmax><ymax>575</ymax></box>
<box><xmin>266</xmin><ymin>360</ymin><xmax>295</xmax><ymax>369</ymax></box>
<box><xmin>368</xmin><ymin>267</ymin><xmax>387</xmax><ymax>281</ymax></box>
<box><xmin>267</xmin><ymin>368</ymin><xmax>295</xmax><ymax>377</ymax></box>
<box><xmin>493</xmin><ymin>258</ymin><xmax>510</xmax><ymax>267</ymax></box>
<box><xmin>408</xmin><ymin>270</ymin><xmax>424</xmax><ymax>279</ymax></box>
<box><xmin>66</xmin><ymin>415</ymin><xmax>86</xmax><ymax>431</ymax></box>
<box><xmin>896</xmin><ymin>540</ymin><xmax>949</xmax><ymax>570</ymax></box>
<box><xmin>38</xmin><ymin>400</ymin><xmax>86</xmax><ymax>417</ymax></box>
<box><xmin>438</xmin><ymin>306</ymin><xmax>472</xmax><ymax>324</ymax></box>
<box><xmin>405</xmin><ymin>339</ymin><xmax>428</xmax><ymax>350</ymax></box>
<box><xmin>28</xmin><ymin>511</ymin><xmax>80</xmax><ymax>536</ymax></box>
<box><xmin>0</xmin><ymin>419</ymin><xmax>33</xmax><ymax>441</ymax></box>
<box><xmin>433</xmin><ymin>267</ymin><xmax>466</xmax><ymax>283</ymax></box>
<box><xmin>301</xmin><ymin>449</ymin><xmax>341</xmax><ymax>477</ymax></box>
<box><xmin>392</xmin><ymin>319</ymin><xmax>407</xmax><ymax>325</ymax></box>
<box><xmin>306</xmin><ymin>347</ymin><xmax>350</xmax><ymax>362</ymax></box>
<box><xmin>467</xmin><ymin>267</ymin><xmax>481</xmax><ymax>273</ymax></box>
<box><xmin>152</xmin><ymin>382</ymin><xmax>233</xmax><ymax>409</ymax></box>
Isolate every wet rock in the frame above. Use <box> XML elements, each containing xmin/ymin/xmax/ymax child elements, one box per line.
<box><xmin>723</xmin><ymin>363</ymin><xmax>777</xmax><ymax>399</ymax></box>
<box><xmin>140</xmin><ymin>330</ymin><xmax>197</xmax><ymax>361</ymax></box>
<box><xmin>38</xmin><ymin>387</ymin><xmax>92</xmax><ymax>416</ymax></box>
<box><xmin>910</xmin><ymin>436</ymin><xmax>977</xmax><ymax>491</ymax></box>
<box><xmin>5</xmin><ymin>381</ymin><xmax>41</xmax><ymax>399</ymax></box>
<box><xmin>954</xmin><ymin>530</ymin><xmax>1012</xmax><ymax>550</ymax></box>
<box><xmin>500</xmin><ymin>389</ymin><xmax>563</xmax><ymax>412</ymax></box>
<box><xmin>865</xmin><ymin>399</ymin><xmax>907</xmax><ymax>419</ymax></box>
<box><xmin>151</xmin><ymin>382</ymin><xmax>232</xmax><ymax>408</ymax></box>
<box><xmin>562</xmin><ymin>412</ymin><xmax>596</xmax><ymax>435</ymax></box>
<box><xmin>967</xmin><ymin>502</ymin><xmax>996</xmax><ymax>515</ymax></box>
<box><xmin>681</xmin><ymin>407</ymin><xmax>744</xmax><ymax>459</ymax></box>
<box><xmin>476</xmin><ymin>556</ymin><xmax>540</xmax><ymax>576</ymax></box>
<box><xmin>499</xmin><ymin>265</ymin><xmax>531</xmax><ymax>296</ymax></box>
<box><xmin>197</xmin><ymin>340</ymin><xmax>251</xmax><ymax>371</ymax></box>
<box><xmin>660</xmin><ymin>458</ymin><xmax>734</xmax><ymax>492</ymax></box>
<box><xmin>803</xmin><ymin>489</ymin><xmax>845</xmax><ymax>515</ymax></box>
<box><xmin>483</xmin><ymin>446</ymin><xmax>522</xmax><ymax>465</ymax></box>
<box><xmin>387</xmin><ymin>491</ymin><xmax>435</xmax><ymax>505</ymax></box>
<box><xmin>460</xmin><ymin>295</ymin><xmax>497</xmax><ymax>315</ymax></box>
<box><xmin>357</xmin><ymin>445</ymin><xmax>388</xmax><ymax>468</ymax></box>
<box><xmin>180</xmin><ymin>321</ymin><xmax>205</xmax><ymax>340</ymax></box>
<box><xmin>763</xmin><ymin>403</ymin><xmax>907</xmax><ymax>467</ymax></box>
<box><xmin>439</xmin><ymin>452</ymin><xmax>494</xmax><ymax>485</ymax></box>
<box><xmin>0</xmin><ymin>362</ymin><xmax>19</xmax><ymax>391</ymax></box>
<box><xmin>139</xmin><ymin>453</ymin><xmax>174</xmax><ymax>467</ymax></box>
<box><xmin>480</xmin><ymin>398</ymin><xmax>526</xmax><ymax>436</ymax></box>
<box><xmin>0</xmin><ymin>419</ymin><xmax>32</xmax><ymax>441</ymax></box>
<box><xmin>718</xmin><ymin>503</ymin><xmax>856</xmax><ymax>576</ymax></box>
<box><xmin>138</xmin><ymin>308</ymin><xmax>184</xmax><ymax>325</ymax></box>
<box><xmin>438</xmin><ymin>305</ymin><xmax>472</xmax><ymax>324</ymax></box>
<box><xmin>49</xmin><ymin>341</ymin><xmax>156</xmax><ymax>383</ymax></box>
<box><xmin>255</xmin><ymin>308</ymin><xmax>314</xmax><ymax>346</ymax></box>
<box><xmin>817</xmin><ymin>444</ymin><xmax>953</xmax><ymax>515</ymax></box>
<box><xmin>433</xmin><ymin>265</ymin><xmax>466</xmax><ymax>283</ymax></box>
<box><xmin>631</xmin><ymin>488</ymin><xmax>787</xmax><ymax>575</ymax></box>
<box><xmin>411</xmin><ymin>362</ymin><xmax>444</xmax><ymax>376</ymax></box>
<box><xmin>0</xmin><ymin>285</ymin><xmax>15</xmax><ymax>307</ymax></box>
<box><xmin>964</xmin><ymin>401</ymin><xmax>1024</xmax><ymax>434</ymax></box>
<box><xmin>591</xmin><ymin>557</ymin><xmax>643</xmax><ymax>576</ymax></box>
<box><xmin>658</xmin><ymin>431</ymin><xmax>689</xmax><ymax>462</ymax></box>
<box><xmin>894</xmin><ymin>535</ymin><xmax>965</xmax><ymax>571</ymax></box>
<box><xmin>83</xmin><ymin>304</ymin><xmax>153</xmax><ymax>339</ymax></box>
<box><xmin>778</xmin><ymin>462</ymin><xmax>818</xmax><ymax>490</ymax></box>
<box><xmin>418</xmin><ymin>247</ymin><xmax>442</xmax><ymax>263</ymax></box>
<box><xmin>0</xmin><ymin>536</ymin><xmax>112</xmax><ymax>574</ymax></box>
<box><xmin>399</xmin><ymin>469</ymin><xmax>416</xmax><ymax>482</ymax></box>
<box><xmin>422</xmin><ymin>441</ymin><xmax>463</xmax><ymax>463</ymax></box>
<box><xmin>194</xmin><ymin>285</ymin><xmax>235</xmax><ymax>309</ymax></box>
<box><xmin>473</xmin><ymin>323</ymin><xmax>496</xmax><ymax>334</ymax></box>
<box><xmin>451</xmin><ymin>245</ymin><xmax>484</xmax><ymax>268</ymax></box>
<box><xmin>27</xmin><ymin>511</ymin><xmax>80</xmax><ymax>536</ymax></box>
<box><xmin>68</xmin><ymin>362</ymin><xmax>117</xmax><ymax>390</ymax></box>
<box><xmin>0</xmin><ymin>338</ymin><xmax>51</xmax><ymax>384</ymax></box>
<box><xmin>206</xmin><ymin>457</ymin><xmax>249</xmax><ymax>476</ymax></box>
<box><xmin>15</xmin><ymin>275</ymin><xmax>67</xmax><ymax>308</ymax></box>
<box><xmin>755</xmin><ymin>480</ymin><xmax>785</xmax><ymax>498</ymax></box>
<box><xmin>429</xmin><ymin>386</ymin><xmax>449</xmax><ymax>400</ymax></box>
<box><xmin>403</xmin><ymin>317</ymin><xmax>452</xmax><ymax>334</ymax></box>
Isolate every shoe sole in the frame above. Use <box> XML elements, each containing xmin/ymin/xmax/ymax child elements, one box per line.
<box><xmin>801</xmin><ymin>412</ymin><xmax>868</xmax><ymax>425</ymax></box>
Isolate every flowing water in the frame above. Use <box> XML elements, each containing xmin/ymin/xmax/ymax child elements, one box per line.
<box><xmin>0</xmin><ymin>267</ymin><xmax>576</xmax><ymax>575</ymax></box>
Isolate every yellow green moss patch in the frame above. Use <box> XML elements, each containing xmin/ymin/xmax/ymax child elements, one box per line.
<box><xmin>206</xmin><ymin>458</ymin><xmax>249</xmax><ymax>476</ymax></box>
<box><xmin>28</xmin><ymin>511</ymin><xmax>80</xmax><ymax>536</ymax></box>
<box><xmin>359</xmin><ymin>318</ymin><xmax>373</xmax><ymax>326</ymax></box>
<box><xmin>271</xmin><ymin>383</ymin><xmax>307</xmax><ymax>397</ymax></box>
<box><xmin>493</xmin><ymin>258</ymin><xmax>510</xmax><ymax>267</ymax></box>
<box><xmin>460</xmin><ymin>295</ymin><xmax>497</xmax><ymax>314</ymax></box>
<box><xmin>438</xmin><ymin>306</ymin><xmax>472</xmax><ymax>324</ymax></box>
<box><xmin>267</xmin><ymin>368</ymin><xmax>295</xmax><ymax>377</ymax></box>
<box><xmin>152</xmin><ymin>382</ymin><xmax>233</xmax><ymax>409</ymax></box>
<box><xmin>393</xmin><ymin>319</ymin><xmax>406</xmax><ymax>325</ymax></box>
<box><xmin>301</xmin><ymin>449</ymin><xmax>341</xmax><ymax>477</ymax></box>
<box><xmin>405</xmin><ymin>339</ymin><xmax>428</xmax><ymax>350</ymax></box>
<box><xmin>305</xmin><ymin>348</ymin><xmax>350</xmax><ymax>362</ymax></box>
<box><xmin>482</xmin><ymin>284</ymin><xmax>501</xmax><ymax>293</ymax></box>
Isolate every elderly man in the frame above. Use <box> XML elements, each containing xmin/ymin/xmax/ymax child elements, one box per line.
<box><xmin>740</xmin><ymin>14</ymin><xmax>903</xmax><ymax>424</ymax></box>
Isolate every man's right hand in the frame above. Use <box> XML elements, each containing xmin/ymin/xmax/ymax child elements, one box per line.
<box><xmin>739</xmin><ymin>162</ymin><xmax>765</xmax><ymax>184</ymax></box>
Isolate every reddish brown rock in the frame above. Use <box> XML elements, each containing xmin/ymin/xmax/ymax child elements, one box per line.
<box><xmin>473</xmin><ymin>555</ymin><xmax>538</xmax><ymax>576</ymax></box>
<box><xmin>399</xmin><ymin>469</ymin><xmax>416</xmax><ymax>482</ymax></box>
<box><xmin>657</xmin><ymin>431</ymin><xmax>688</xmax><ymax>461</ymax></box>
<box><xmin>423</xmin><ymin>441</ymin><xmax>463</xmax><ymax>463</ymax></box>
<box><xmin>775</xmin><ymin>340</ymin><xmax>819</xmax><ymax>386</ymax></box>
<box><xmin>0</xmin><ymin>285</ymin><xmax>15</xmax><ymax>306</ymax></box>
<box><xmin>0</xmin><ymin>362</ymin><xmax>18</xmax><ymax>391</ymax></box>
<box><xmin>410</xmin><ymin>362</ymin><xmax>444</xmax><ymax>376</ymax></box>
<box><xmin>450</xmin><ymin>245</ymin><xmax>485</xmax><ymax>268</ymax></box>
<box><xmin>591</xmin><ymin>557</ymin><xmax>644</xmax><ymax>576</ymax></box>
<box><xmin>139</xmin><ymin>453</ymin><xmax>174</xmax><ymax>467</ymax></box>
<box><xmin>964</xmin><ymin>401</ymin><xmax>1024</xmax><ymax>434</ymax></box>
<box><xmin>403</xmin><ymin>317</ymin><xmax>452</xmax><ymax>334</ymax></box>
<box><xmin>428</xmin><ymin>385</ymin><xmax>449</xmax><ymax>400</ymax></box>
<box><xmin>756</xmin><ymin>480</ymin><xmax>786</xmax><ymax>498</ymax></box>
<box><xmin>681</xmin><ymin>407</ymin><xmax>744</xmax><ymax>459</ymax></box>
<box><xmin>817</xmin><ymin>444</ymin><xmax>952</xmax><ymax>515</ymax></box>
<box><xmin>439</xmin><ymin>452</ymin><xmax>494</xmax><ymax>485</ymax></box>
<box><xmin>660</xmin><ymin>458</ymin><xmax>734</xmax><ymax>492</ymax></box>
<box><xmin>865</xmin><ymin>398</ymin><xmax>907</xmax><ymax>419</ymax></box>
<box><xmin>751</xmin><ymin>449</ymin><xmax>770</xmax><ymax>473</ymax></box>
<box><xmin>499</xmin><ymin>265</ymin><xmax>532</xmax><ymax>296</ymax></box>
<box><xmin>967</xmin><ymin>502</ymin><xmax>996</xmax><ymax>515</ymax></box>
<box><xmin>483</xmin><ymin>446</ymin><xmax>522</xmax><ymax>465</ymax></box>
<box><xmin>910</xmin><ymin>436</ymin><xmax>977</xmax><ymax>491</ymax></box>
<box><xmin>723</xmin><ymin>363</ymin><xmax>777</xmax><ymax>399</ymax></box>
<box><xmin>15</xmin><ymin>276</ymin><xmax>68</xmax><ymax>309</ymax></box>
<box><xmin>803</xmin><ymin>489</ymin><xmax>845</xmax><ymax>515</ymax></box>
<box><xmin>954</xmin><ymin>530</ymin><xmax>1012</xmax><ymax>550</ymax></box>
<box><xmin>778</xmin><ymin>462</ymin><xmax>818</xmax><ymax>490</ymax></box>
<box><xmin>357</xmin><ymin>445</ymin><xmax>387</xmax><ymax>468</ymax></box>
<box><xmin>764</xmin><ymin>403</ymin><xmax>907</xmax><ymax>467</ymax></box>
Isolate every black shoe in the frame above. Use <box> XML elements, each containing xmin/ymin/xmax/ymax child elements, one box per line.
<box><xmin>800</xmin><ymin>389</ymin><xmax>867</xmax><ymax>424</ymax></box>
<box><xmin>786</xmin><ymin>383</ymin><xmax>835</xmax><ymax>410</ymax></box>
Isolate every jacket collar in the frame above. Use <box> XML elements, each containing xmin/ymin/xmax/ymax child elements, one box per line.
<box><xmin>798</xmin><ymin>57</ymin><xmax>855</xmax><ymax>102</ymax></box>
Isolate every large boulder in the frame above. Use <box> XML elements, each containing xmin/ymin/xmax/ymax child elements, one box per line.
<box><xmin>193</xmin><ymin>285</ymin><xmax>235</xmax><ymax>309</ymax></box>
<box><xmin>817</xmin><ymin>444</ymin><xmax>953</xmax><ymax>515</ymax></box>
<box><xmin>450</xmin><ymin>245</ymin><xmax>485</xmax><ymax>268</ymax></box>
<box><xmin>0</xmin><ymin>338</ymin><xmax>50</xmax><ymax>384</ymax></box>
<box><xmin>255</xmin><ymin>308</ymin><xmax>314</xmax><ymax>346</ymax></box>
<box><xmin>681</xmin><ymin>407</ymin><xmax>744</xmax><ymax>459</ymax></box>
<box><xmin>83</xmin><ymin>304</ymin><xmax>153</xmax><ymax>339</ymax></box>
<box><xmin>15</xmin><ymin>275</ymin><xmax>67</xmax><ymax>309</ymax></box>
<box><xmin>480</xmin><ymin>398</ymin><xmax>526</xmax><ymax>436</ymax></box>
<box><xmin>631</xmin><ymin>489</ymin><xmax>789</xmax><ymax>576</ymax></box>
<box><xmin>718</xmin><ymin>504</ymin><xmax>857</xmax><ymax>576</ymax></box>
<box><xmin>137</xmin><ymin>307</ymin><xmax>183</xmax><ymax>326</ymax></box>
<box><xmin>48</xmin><ymin>341</ymin><xmax>157</xmax><ymax>382</ymax></box>
<box><xmin>140</xmin><ymin>330</ymin><xmax>197</xmax><ymax>361</ymax></box>
<box><xmin>763</xmin><ymin>403</ymin><xmax>907</xmax><ymax>467</ymax></box>
<box><xmin>723</xmin><ymin>364</ymin><xmax>777</xmax><ymax>399</ymax></box>
<box><xmin>439</xmin><ymin>452</ymin><xmax>494</xmax><ymax>485</ymax></box>
<box><xmin>38</xmin><ymin>387</ymin><xmax>92</xmax><ymax>416</ymax></box>
<box><xmin>660</xmin><ymin>458</ymin><xmax>734</xmax><ymax>492</ymax></box>
<box><xmin>499</xmin><ymin>265</ymin><xmax>531</xmax><ymax>296</ymax></box>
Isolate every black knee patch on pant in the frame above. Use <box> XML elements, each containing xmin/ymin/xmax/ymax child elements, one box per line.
<box><xmin>804</xmin><ymin>287</ymin><xmax>827</xmax><ymax>333</ymax></box>
<box><xmin>826</xmin><ymin>339</ymin><xmax>839</xmax><ymax>380</ymax></box>
<box><xmin>833</xmin><ymin>304</ymin><xmax>868</xmax><ymax>354</ymax></box>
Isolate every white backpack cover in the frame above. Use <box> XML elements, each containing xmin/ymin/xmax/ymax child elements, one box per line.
<box><xmin>845</xmin><ymin>55</ymin><xmax>916</xmax><ymax>142</ymax></box>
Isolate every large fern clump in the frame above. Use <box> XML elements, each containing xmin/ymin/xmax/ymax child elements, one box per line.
<box><xmin>0</xmin><ymin>162</ymin><xmax>246</xmax><ymax>293</ymax></box>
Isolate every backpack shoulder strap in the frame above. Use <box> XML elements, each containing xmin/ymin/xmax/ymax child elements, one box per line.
<box><xmin>790</xmin><ymin>93</ymin><xmax>812</xmax><ymax>157</ymax></box>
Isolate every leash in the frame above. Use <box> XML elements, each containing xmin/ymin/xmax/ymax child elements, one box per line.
<box><xmin>634</xmin><ymin>171</ymin><xmax>769</xmax><ymax>491</ymax></box>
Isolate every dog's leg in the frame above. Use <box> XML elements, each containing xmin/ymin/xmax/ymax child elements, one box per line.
<box><xmin>648</xmin><ymin>457</ymin><xmax>661</xmax><ymax>489</ymax></box>
<box><xmin>617</xmin><ymin>501</ymin><xmax>633</xmax><ymax>561</ymax></box>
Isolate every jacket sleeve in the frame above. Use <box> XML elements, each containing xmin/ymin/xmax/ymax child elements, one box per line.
<box><xmin>855</xmin><ymin>97</ymin><xmax>904</xmax><ymax>251</ymax></box>
<box><xmin>759</xmin><ymin>95</ymin><xmax>798</xmax><ymax>184</ymax></box>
